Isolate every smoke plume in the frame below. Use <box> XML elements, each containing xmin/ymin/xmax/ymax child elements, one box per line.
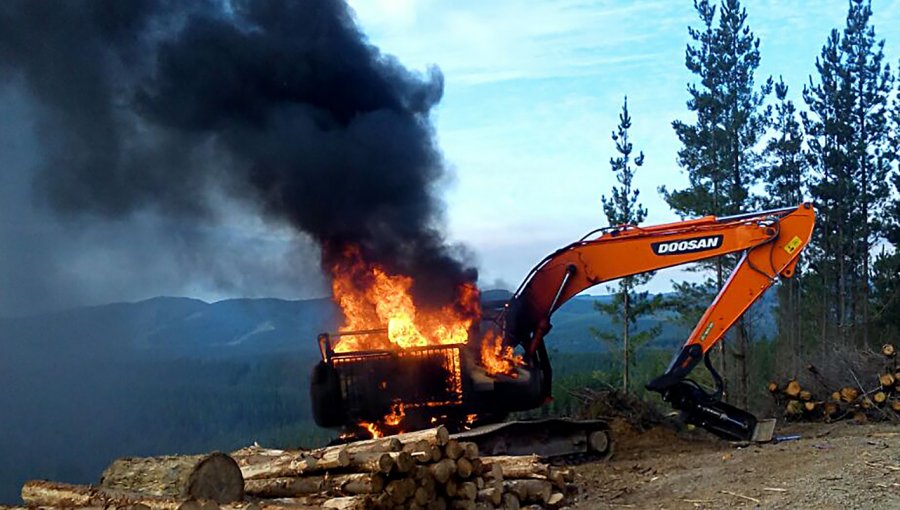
<box><xmin>0</xmin><ymin>0</ymin><xmax>474</xmax><ymax>313</ymax></box>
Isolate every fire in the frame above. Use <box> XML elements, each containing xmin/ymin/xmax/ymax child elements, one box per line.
<box><xmin>480</xmin><ymin>330</ymin><xmax>523</xmax><ymax>377</ymax></box>
<box><xmin>330</xmin><ymin>246</ymin><xmax>480</xmax><ymax>353</ymax></box>
<box><xmin>359</xmin><ymin>422</ymin><xmax>381</xmax><ymax>438</ymax></box>
<box><xmin>384</xmin><ymin>403</ymin><xmax>406</xmax><ymax>426</ymax></box>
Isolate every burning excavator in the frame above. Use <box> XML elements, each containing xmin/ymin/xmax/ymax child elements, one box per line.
<box><xmin>311</xmin><ymin>203</ymin><xmax>816</xmax><ymax>456</ymax></box>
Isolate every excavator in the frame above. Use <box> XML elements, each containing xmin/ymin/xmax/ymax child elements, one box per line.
<box><xmin>312</xmin><ymin>203</ymin><xmax>816</xmax><ymax>455</ymax></box>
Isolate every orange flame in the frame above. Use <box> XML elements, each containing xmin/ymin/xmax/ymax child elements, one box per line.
<box><xmin>330</xmin><ymin>246</ymin><xmax>480</xmax><ymax>353</ymax></box>
<box><xmin>359</xmin><ymin>422</ymin><xmax>382</xmax><ymax>438</ymax></box>
<box><xmin>480</xmin><ymin>330</ymin><xmax>523</xmax><ymax>377</ymax></box>
<box><xmin>384</xmin><ymin>403</ymin><xmax>406</xmax><ymax>426</ymax></box>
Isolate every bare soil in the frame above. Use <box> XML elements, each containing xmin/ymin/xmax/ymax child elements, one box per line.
<box><xmin>568</xmin><ymin>420</ymin><xmax>900</xmax><ymax>509</ymax></box>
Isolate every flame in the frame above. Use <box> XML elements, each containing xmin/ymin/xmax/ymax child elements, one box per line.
<box><xmin>328</xmin><ymin>246</ymin><xmax>481</xmax><ymax>436</ymax></box>
<box><xmin>359</xmin><ymin>422</ymin><xmax>382</xmax><ymax>438</ymax></box>
<box><xmin>480</xmin><ymin>330</ymin><xmax>523</xmax><ymax>377</ymax></box>
<box><xmin>330</xmin><ymin>246</ymin><xmax>480</xmax><ymax>353</ymax></box>
<box><xmin>384</xmin><ymin>403</ymin><xmax>406</xmax><ymax>426</ymax></box>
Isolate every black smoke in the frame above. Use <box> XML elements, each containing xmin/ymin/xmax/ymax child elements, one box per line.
<box><xmin>0</xmin><ymin>0</ymin><xmax>474</xmax><ymax>313</ymax></box>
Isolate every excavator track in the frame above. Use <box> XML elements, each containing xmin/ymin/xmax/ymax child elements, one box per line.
<box><xmin>451</xmin><ymin>418</ymin><xmax>613</xmax><ymax>464</ymax></box>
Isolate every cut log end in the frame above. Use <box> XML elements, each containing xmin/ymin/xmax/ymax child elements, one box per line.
<box><xmin>101</xmin><ymin>453</ymin><xmax>243</xmax><ymax>503</ymax></box>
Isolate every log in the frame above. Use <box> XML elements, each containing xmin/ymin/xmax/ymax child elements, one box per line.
<box><xmin>444</xmin><ymin>440</ymin><xmax>465</xmax><ymax>461</ymax></box>
<box><xmin>803</xmin><ymin>401</ymin><xmax>817</xmax><ymax>412</ymax></box>
<box><xmin>342</xmin><ymin>437</ymin><xmax>403</xmax><ymax>455</ymax></box>
<box><xmin>347</xmin><ymin>452</ymin><xmax>396</xmax><ymax>474</ymax></box>
<box><xmin>444</xmin><ymin>478</ymin><xmax>458</xmax><ymax>498</ymax></box>
<box><xmin>784</xmin><ymin>380</ymin><xmax>801</xmax><ymax>398</ymax></box>
<box><xmin>840</xmin><ymin>387</ymin><xmax>859</xmax><ymax>403</ymax></box>
<box><xmin>430</xmin><ymin>459</ymin><xmax>457</xmax><ymax>484</ymax></box>
<box><xmin>385</xmin><ymin>479</ymin><xmax>416</xmax><ymax>505</ymax></box>
<box><xmin>428</xmin><ymin>444</ymin><xmax>444</xmax><ymax>462</ymax></box>
<box><xmin>101</xmin><ymin>453</ymin><xmax>243</xmax><ymax>503</ymax></box>
<box><xmin>244</xmin><ymin>473</ymin><xmax>385</xmax><ymax>498</ymax></box>
<box><xmin>480</xmin><ymin>456</ymin><xmax>547</xmax><ymax>480</ymax></box>
<box><xmin>470</xmin><ymin>458</ymin><xmax>484</xmax><ymax>477</ymax></box>
<box><xmin>874</xmin><ymin>391</ymin><xmax>888</xmax><ymax>405</ymax></box>
<box><xmin>880</xmin><ymin>373</ymin><xmax>896</xmax><ymax>388</ymax></box>
<box><xmin>458</xmin><ymin>482</ymin><xmax>477</xmax><ymax>501</ymax></box>
<box><xmin>239</xmin><ymin>447</ymin><xmax>350</xmax><ymax>480</ymax></box>
<box><xmin>462</xmin><ymin>443</ymin><xmax>479</xmax><ymax>460</ymax></box>
<box><xmin>230</xmin><ymin>446</ymin><xmax>295</xmax><ymax>467</ymax></box>
<box><xmin>304</xmin><ymin>447</ymin><xmax>351</xmax><ymax>471</ymax></box>
<box><xmin>891</xmin><ymin>400</ymin><xmax>900</xmax><ymax>413</ymax></box>
<box><xmin>240</xmin><ymin>458</ymin><xmax>317</xmax><ymax>481</ymax></box>
<box><xmin>883</xmin><ymin>343</ymin><xmax>896</xmax><ymax>358</ymax></box>
<box><xmin>243</xmin><ymin>477</ymin><xmax>322</xmax><ymax>497</ymax></box>
<box><xmin>457</xmin><ymin>458</ymin><xmax>474</xmax><ymax>479</ymax></box>
<box><xmin>799</xmin><ymin>390</ymin><xmax>812</xmax><ymax>401</ymax></box>
<box><xmin>414</xmin><ymin>486</ymin><xmax>433</xmax><ymax>507</ymax></box>
<box><xmin>254</xmin><ymin>501</ymin><xmax>322</xmax><ymax>510</ymax></box>
<box><xmin>503</xmin><ymin>480</ymin><xmax>552</xmax><ymax>504</ymax></box>
<box><xmin>831</xmin><ymin>391</ymin><xmax>842</xmax><ymax>402</ymax></box>
<box><xmin>547</xmin><ymin>492</ymin><xmax>565</xmax><ymax>506</ymax></box>
<box><xmin>321</xmin><ymin>496</ymin><xmax>371</xmax><ymax>510</ymax></box>
<box><xmin>395</xmin><ymin>426</ymin><xmax>451</xmax><ymax>447</ymax></box>
<box><xmin>767</xmin><ymin>381</ymin><xmax>779</xmax><ymax>393</ymax></box>
<box><xmin>477</xmin><ymin>488</ymin><xmax>502</xmax><ymax>506</ymax></box>
<box><xmin>23</xmin><ymin>480</ymin><xmax>186</xmax><ymax>510</ymax></box>
<box><xmin>390</xmin><ymin>451</ymin><xmax>416</xmax><ymax>474</ymax></box>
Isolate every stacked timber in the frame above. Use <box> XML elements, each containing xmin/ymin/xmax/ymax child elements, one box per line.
<box><xmin>232</xmin><ymin>426</ymin><xmax>575</xmax><ymax>509</ymax></box>
<box><xmin>768</xmin><ymin>343</ymin><xmax>900</xmax><ymax>423</ymax></box>
<box><xmin>18</xmin><ymin>426</ymin><xmax>577</xmax><ymax>510</ymax></box>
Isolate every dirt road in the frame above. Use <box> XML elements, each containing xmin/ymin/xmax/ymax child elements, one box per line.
<box><xmin>569</xmin><ymin>420</ymin><xmax>900</xmax><ymax>509</ymax></box>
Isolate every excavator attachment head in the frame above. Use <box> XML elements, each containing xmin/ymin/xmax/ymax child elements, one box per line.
<box><xmin>655</xmin><ymin>380</ymin><xmax>773</xmax><ymax>442</ymax></box>
<box><xmin>751</xmin><ymin>418</ymin><xmax>776</xmax><ymax>443</ymax></box>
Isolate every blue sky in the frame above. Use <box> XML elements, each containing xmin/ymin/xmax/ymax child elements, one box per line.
<box><xmin>350</xmin><ymin>0</ymin><xmax>900</xmax><ymax>292</ymax></box>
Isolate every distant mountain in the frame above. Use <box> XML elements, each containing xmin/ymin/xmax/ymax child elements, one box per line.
<box><xmin>0</xmin><ymin>296</ymin><xmax>338</xmax><ymax>361</ymax></box>
<box><xmin>0</xmin><ymin>297</ymin><xmax>339</xmax><ymax>504</ymax></box>
<box><xmin>0</xmin><ymin>290</ymin><xmax>776</xmax><ymax>504</ymax></box>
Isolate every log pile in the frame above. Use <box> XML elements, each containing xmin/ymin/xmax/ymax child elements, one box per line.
<box><xmin>232</xmin><ymin>426</ymin><xmax>576</xmax><ymax>509</ymax></box>
<box><xmin>18</xmin><ymin>426</ymin><xmax>578</xmax><ymax>510</ymax></box>
<box><xmin>768</xmin><ymin>343</ymin><xmax>900</xmax><ymax>423</ymax></box>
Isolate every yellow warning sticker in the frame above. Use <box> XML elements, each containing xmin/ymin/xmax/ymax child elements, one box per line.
<box><xmin>784</xmin><ymin>236</ymin><xmax>803</xmax><ymax>254</ymax></box>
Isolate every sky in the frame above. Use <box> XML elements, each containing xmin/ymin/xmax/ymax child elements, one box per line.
<box><xmin>2</xmin><ymin>0</ymin><xmax>899</xmax><ymax>316</ymax></box>
<box><xmin>349</xmin><ymin>0</ymin><xmax>900</xmax><ymax>292</ymax></box>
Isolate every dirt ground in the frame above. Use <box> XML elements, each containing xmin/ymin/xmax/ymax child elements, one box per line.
<box><xmin>568</xmin><ymin>420</ymin><xmax>900</xmax><ymax>509</ymax></box>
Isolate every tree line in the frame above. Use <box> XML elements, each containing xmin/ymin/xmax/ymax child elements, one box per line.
<box><xmin>595</xmin><ymin>0</ymin><xmax>900</xmax><ymax>408</ymax></box>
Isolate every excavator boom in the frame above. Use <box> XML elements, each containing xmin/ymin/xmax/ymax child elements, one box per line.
<box><xmin>503</xmin><ymin>203</ymin><xmax>816</xmax><ymax>441</ymax></box>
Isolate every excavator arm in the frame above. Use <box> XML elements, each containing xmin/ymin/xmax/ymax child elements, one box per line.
<box><xmin>502</xmin><ymin>203</ymin><xmax>816</xmax><ymax>441</ymax></box>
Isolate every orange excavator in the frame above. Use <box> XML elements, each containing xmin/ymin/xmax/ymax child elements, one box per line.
<box><xmin>312</xmin><ymin>203</ymin><xmax>815</xmax><ymax>452</ymax></box>
<box><xmin>499</xmin><ymin>202</ymin><xmax>816</xmax><ymax>442</ymax></box>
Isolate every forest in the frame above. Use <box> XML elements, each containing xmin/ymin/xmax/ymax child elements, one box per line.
<box><xmin>590</xmin><ymin>0</ymin><xmax>900</xmax><ymax>412</ymax></box>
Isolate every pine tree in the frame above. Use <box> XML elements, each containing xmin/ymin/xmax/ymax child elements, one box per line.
<box><xmin>870</xmin><ymin>87</ymin><xmax>900</xmax><ymax>340</ymax></box>
<box><xmin>802</xmin><ymin>0</ymin><xmax>894</xmax><ymax>347</ymax></box>
<box><xmin>762</xmin><ymin>78</ymin><xmax>808</xmax><ymax>375</ymax></box>
<box><xmin>591</xmin><ymin>97</ymin><xmax>661</xmax><ymax>392</ymax></box>
<box><xmin>659</xmin><ymin>0</ymin><xmax>771</xmax><ymax>406</ymax></box>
